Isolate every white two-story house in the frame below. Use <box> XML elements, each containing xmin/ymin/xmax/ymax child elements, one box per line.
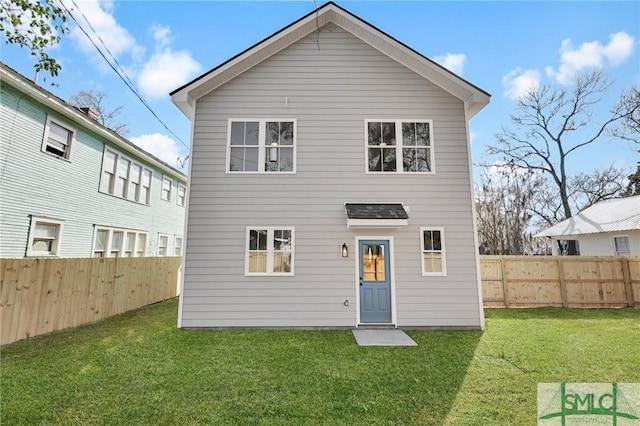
<box><xmin>171</xmin><ymin>2</ymin><xmax>490</xmax><ymax>329</ymax></box>
<box><xmin>1</xmin><ymin>62</ymin><xmax>187</xmax><ymax>259</ymax></box>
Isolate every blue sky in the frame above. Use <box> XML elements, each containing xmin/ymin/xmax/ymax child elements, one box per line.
<box><xmin>3</xmin><ymin>1</ymin><xmax>639</xmax><ymax>178</ymax></box>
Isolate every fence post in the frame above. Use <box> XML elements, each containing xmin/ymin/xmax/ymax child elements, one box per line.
<box><xmin>500</xmin><ymin>257</ymin><xmax>509</xmax><ymax>308</ymax></box>
<box><xmin>557</xmin><ymin>258</ymin><xmax>569</xmax><ymax>308</ymax></box>
<box><xmin>622</xmin><ymin>257</ymin><xmax>634</xmax><ymax>307</ymax></box>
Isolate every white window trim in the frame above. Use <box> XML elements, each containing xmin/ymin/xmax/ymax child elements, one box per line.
<box><xmin>364</xmin><ymin>119</ymin><xmax>435</xmax><ymax>174</ymax></box>
<box><xmin>41</xmin><ymin>116</ymin><xmax>76</xmax><ymax>161</ymax></box>
<box><xmin>174</xmin><ymin>235</ymin><xmax>183</xmax><ymax>256</ymax></box>
<box><xmin>244</xmin><ymin>226</ymin><xmax>295</xmax><ymax>276</ymax></box>
<box><xmin>157</xmin><ymin>233</ymin><xmax>170</xmax><ymax>257</ymax></box>
<box><xmin>420</xmin><ymin>226</ymin><xmax>446</xmax><ymax>276</ymax></box>
<box><xmin>226</xmin><ymin>119</ymin><xmax>297</xmax><ymax>174</ymax></box>
<box><xmin>26</xmin><ymin>216</ymin><xmax>64</xmax><ymax>257</ymax></box>
<box><xmin>176</xmin><ymin>184</ymin><xmax>186</xmax><ymax>207</ymax></box>
<box><xmin>100</xmin><ymin>147</ymin><xmax>153</xmax><ymax>205</ymax></box>
<box><xmin>161</xmin><ymin>176</ymin><xmax>173</xmax><ymax>201</ymax></box>
<box><xmin>612</xmin><ymin>235</ymin><xmax>631</xmax><ymax>256</ymax></box>
<box><xmin>91</xmin><ymin>226</ymin><xmax>148</xmax><ymax>258</ymax></box>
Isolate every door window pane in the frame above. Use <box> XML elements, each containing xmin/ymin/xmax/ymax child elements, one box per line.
<box><xmin>362</xmin><ymin>244</ymin><xmax>385</xmax><ymax>281</ymax></box>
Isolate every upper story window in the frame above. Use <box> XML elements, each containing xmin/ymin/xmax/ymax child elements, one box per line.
<box><xmin>245</xmin><ymin>227</ymin><xmax>294</xmax><ymax>276</ymax></box>
<box><xmin>27</xmin><ymin>216</ymin><xmax>64</xmax><ymax>257</ymax></box>
<box><xmin>420</xmin><ymin>227</ymin><xmax>446</xmax><ymax>276</ymax></box>
<box><xmin>366</xmin><ymin>120</ymin><xmax>433</xmax><ymax>173</ymax></box>
<box><xmin>42</xmin><ymin>117</ymin><xmax>75</xmax><ymax>160</ymax></box>
<box><xmin>93</xmin><ymin>226</ymin><xmax>147</xmax><ymax>258</ymax></box>
<box><xmin>227</xmin><ymin>119</ymin><xmax>296</xmax><ymax>173</ymax></box>
<box><xmin>100</xmin><ymin>148</ymin><xmax>152</xmax><ymax>205</ymax></box>
<box><xmin>177</xmin><ymin>184</ymin><xmax>186</xmax><ymax>207</ymax></box>
<box><xmin>161</xmin><ymin>176</ymin><xmax>172</xmax><ymax>201</ymax></box>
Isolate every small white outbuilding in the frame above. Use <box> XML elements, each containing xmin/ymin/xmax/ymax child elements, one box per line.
<box><xmin>535</xmin><ymin>196</ymin><xmax>640</xmax><ymax>256</ymax></box>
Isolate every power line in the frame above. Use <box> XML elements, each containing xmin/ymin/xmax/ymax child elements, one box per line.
<box><xmin>58</xmin><ymin>0</ymin><xmax>188</xmax><ymax>149</ymax></box>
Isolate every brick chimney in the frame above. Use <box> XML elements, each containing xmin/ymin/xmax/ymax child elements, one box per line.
<box><xmin>79</xmin><ymin>107</ymin><xmax>99</xmax><ymax>121</ymax></box>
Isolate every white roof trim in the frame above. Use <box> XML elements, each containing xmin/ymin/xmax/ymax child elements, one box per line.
<box><xmin>347</xmin><ymin>219</ymin><xmax>408</xmax><ymax>229</ymax></box>
<box><xmin>171</xmin><ymin>2</ymin><xmax>489</xmax><ymax>120</ymax></box>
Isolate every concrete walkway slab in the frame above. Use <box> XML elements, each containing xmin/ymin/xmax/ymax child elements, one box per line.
<box><xmin>352</xmin><ymin>329</ymin><xmax>418</xmax><ymax>346</ymax></box>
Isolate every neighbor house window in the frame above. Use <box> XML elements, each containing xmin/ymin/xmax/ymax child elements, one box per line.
<box><xmin>245</xmin><ymin>227</ymin><xmax>294</xmax><ymax>275</ymax></box>
<box><xmin>227</xmin><ymin>120</ymin><xmax>296</xmax><ymax>173</ymax></box>
<box><xmin>27</xmin><ymin>216</ymin><xmax>64</xmax><ymax>256</ymax></box>
<box><xmin>100</xmin><ymin>148</ymin><xmax>153</xmax><ymax>204</ymax></box>
<box><xmin>420</xmin><ymin>227</ymin><xmax>446</xmax><ymax>276</ymax></box>
<box><xmin>42</xmin><ymin>117</ymin><xmax>75</xmax><ymax>160</ymax></box>
<box><xmin>174</xmin><ymin>236</ymin><xmax>183</xmax><ymax>256</ymax></box>
<box><xmin>157</xmin><ymin>234</ymin><xmax>169</xmax><ymax>256</ymax></box>
<box><xmin>161</xmin><ymin>176</ymin><xmax>172</xmax><ymax>201</ymax></box>
<box><xmin>92</xmin><ymin>226</ymin><xmax>147</xmax><ymax>258</ymax></box>
<box><xmin>177</xmin><ymin>184</ymin><xmax>186</xmax><ymax>207</ymax></box>
<box><xmin>366</xmin><ymin>120</ymin><xmax>433</xmax><ymax>173</ymax></box>
<box><xmin>613</xmin><ymin>236</ymin><xmax>631</xmax><ymax>256</ymax></box>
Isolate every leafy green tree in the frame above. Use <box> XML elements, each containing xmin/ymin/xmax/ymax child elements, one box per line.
<box><xmin>1</xmin><ymin>0</ymin><xmax>68</xmax><ymax>76</ymax></box>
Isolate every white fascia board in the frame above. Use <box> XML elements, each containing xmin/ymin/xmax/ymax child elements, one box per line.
<box><xmin>347</xmin><ymin>219</ymin><xmax>408</xmax><ymax>229</ymax></box>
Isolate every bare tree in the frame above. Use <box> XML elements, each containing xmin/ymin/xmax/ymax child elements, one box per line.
<box><xmin>610</xmin><ymin>86</ymin><xmax>640</xmax><ymax>144</ymax></box>
<box><xmin>475</xmin><ymin>163</ymin><xmax>544</xmax><ymax>255</ymax></box>
<box><xmin>488</xmin><ymin>70</ymin><xmax>633</xmax><ymax>253</ymax></box>
<box><xmin>69</xmin><ymin>90</ymin><xmax>129</xmax><ymax>136</ymax></box>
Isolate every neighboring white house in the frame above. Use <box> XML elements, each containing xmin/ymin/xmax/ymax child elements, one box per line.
<box><xmin>0</xmin><ymin>62</ymin><xmax>187</xmax><ymax>258</ymax></box>
<box><xmin>535</xmin><ymin>196</ymin><xmax>640</xmax><ymax>256</ymax></box>
<box><xmin>171</xmin><ymin>2</ymin><xmax>490</xmax><ymax>329</ymax></box>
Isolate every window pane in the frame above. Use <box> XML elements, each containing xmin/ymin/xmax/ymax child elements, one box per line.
<box><xmin>137</xmin><ymin>234</ymin><xmax>147</xmax><ymax>256</ymax></box>
<box><xmin>382</xmin><ymin>148</ymin><xmax>396</xmax><ymax>172</ymax></box>
<box><xmin>49</xmin><ymin>122</ymin><xmax>71</xmax><ymax>142</ymax></box>
<box><xmin>249</xmin><ymin>252</ymin><xmax>267</xmax><ymax>273</ymax></box>
<box><xmin>266</xmin><ymin>122</ymin><xmax>279</xmax><ymax>144</ymax></box>
<box><xmin>250</xmin><ymin>230</ymin><xmax>267</xmax><ymax>251</ymax></box>
<box><xmin>423</xmin><ymin>253</ymin><xmax>443</xmax><ymax>273</ymax></box>
<box><xmin>368</xmin><ymin>148</ymin><xmax>382</xmax><ymax>171</ymax></box>
<box><xmin>273</xmin><ymin>251</ymin><xmax>291</xmax><ymax>273</ymax></box>
<box><xmin>368</xmin><ymin>122</ymin><xmax>382</xmax><ymax>145</ymax></box>
<box><xmin>104</xmin><ymin>151</ymin><xmax>116</xmax><ymax>172</ymax></box>
<box><xmin>111</xmin><ymin>231</ymin><xmax>124</xmax><ymax>251</ymax></box>
<box><xmin>125</xmin><ymin>233</ymin><xmax>136</xmax><ymax>251</ymax></box>
<box><xmin>35</xmin><ymin>223</ymin><xmax>57</xmax><ymax>238</ymax></box>
<box><xmin>244</xmin><ymin>147</ymin><xmax>259</xmax><ymax>171</ymax></box>
<box><xmin>229</xmin><ymin>147</ymin><xmax>245</xmax><ymax>171</ymax></box>
<box><xmin>280</xmin><ymin>122</ymin><xmax>294</xmax><ymax>145</ymax></box>
<box><xmin>230</xmin><ymin>122</ymin><xmax>245</xmax><ymax>145</ymax></box>
<box><xmin>424</xmin><ymin>231</ymin><xmax>433</xmax><ymax>251</ymax></box>
<box><xmin>362</xmin><ymin>244</ymin><xmax>385</xmax><ymax>281</ymax></box>
<box><xmin>279</xmin><ymin>148</ymin><xmax>294</xmax><ymax>172</ymax></box>
<box><xmin>614</xmin><ymin>237</ymin><xmax>630</xmax><ymax>255</ymax></box>
<box><xmin>402</xmin><ymin>122</ymin><xmax>416</xmax><ymax>146</ymax></box>
<box><xmin>382</xmin><ymin>122</ymin><xmax>395</xmax><ymax>145</ymax></box>
<box><xmin>432</xmin><ymin>230</ymin><xmax>442</xmax><ymax>251</ymax></box>
<box><xmin>32</xmin><ymin>240</ymin><xmax>52</xmax><ymax>252</ymax></box>
<box><xmin>416</xmin><ymin>122</ymin><xmax>430</xmax><ymax>146</ymax></box>
<box><xmin>273</xmin><ymin>230</ymin><xmax>291</xmax><ymax>250</ymax></box>
<box><xmin>95</xmin><ymin>229</ymin><xmax>108</xmax><ymax>251</ymax></box>
<box><xmin>245</xmin><ymin>122</ymin><xmax>259</xmax><ymax>145</ymax></box>
<box><xmin>403</xmin><ymin>148</ymin><xmax>430</xmax><ymax>172</ymax></box>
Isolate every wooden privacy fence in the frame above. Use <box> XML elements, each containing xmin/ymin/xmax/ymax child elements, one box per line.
<box><xmin>481</xmin><ymin>256</ymin><xmax>640</xmax><ymax>308</ymax></box>
<box><xmin>1</xmin><ymin>257</ymin><xmax>182</xmax><ymax>346</ymax></box>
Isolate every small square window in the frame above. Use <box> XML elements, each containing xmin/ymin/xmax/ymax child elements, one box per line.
<box><xmin>27</xmin><ymin>216</ymin><xmax>64</xmax><ymax>256</ymax></box>
<box><xmin>246</xmin><ymin>227</ymin><xmax>294</xmax><ymax>275</ymax></box>
<box><xmin>613</xmin><ymin>236</ymin><xmax>631</xmax><ymax>256</ymax></box>
<box><xmin>42</xmin><ymin>117</ymin><xmax>75</xmax><ymax>159</ymax></box>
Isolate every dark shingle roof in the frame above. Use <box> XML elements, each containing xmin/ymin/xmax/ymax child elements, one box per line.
<box><xmin>345</xmin><ymin>203</ymin><xmax>409</xmax><ymax>220</ymax></box>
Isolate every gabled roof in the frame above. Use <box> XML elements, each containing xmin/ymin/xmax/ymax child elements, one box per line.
<box><xmin>536</xmin><ymin>196</ymin><xmax>640</xmax><ymax>238</ymax></box>
<box><xmin>0</xmin><ymin>62</ymin><xmax>186</xmax><ymax>181</ymax></box>
<box><xmin>171</xmin><ymin>1</ymin><xmax>490</xmax><ymax>120</ymax></box>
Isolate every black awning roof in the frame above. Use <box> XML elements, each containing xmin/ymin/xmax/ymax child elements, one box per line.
<box><xmin>345</xmin><ymin>203</ymin><xmax>409</xmax><ymax>220</ymax></box>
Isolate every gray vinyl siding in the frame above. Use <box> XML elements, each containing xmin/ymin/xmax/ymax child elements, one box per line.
<box><xmin>182</xmin><ymin>25</ymin><xmax>482</xmax><ymax>328</ymax></box>
<box><xmin>0</xmin><ymin>82</ymin><xmax>186</xmax><ymax>258</ymax></box>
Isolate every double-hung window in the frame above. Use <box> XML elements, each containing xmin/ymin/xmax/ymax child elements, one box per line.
<box><xmin>27</xmin><ymin>216</ymin><xmax>64</xmax><ymax>256</ymax></box>
<box><xmin>92</xmin><ymin>226</ymin><xmax>147</xmax><ymax>258</ymax></box>
<box><xmin>245</xmin><ymin>227</ymin><xmax>294</xmax><ymax>275</ymax></box>
<box><xmin>177</xmin><ymin>184</ymin><xmax>186</xmax><ymax>207</ymax></box>
<box><xmin>42</xmin><ymin>117</ymin><xmax>75</xmax><ymax>160</ymax></box>
<box><xmin>100</xmin><ymin>148</ymin><xmax>153</xmax><ymax>204</ymax></box>
<box><xmin>366</xmin><ymin>120</ymin><xmax>433</xmax><ymax>173</ymax></box>
<box><xmin>228</xmin><ymin>120</ymin><xmax>296</xmax><ymax>173</ymax></box>
<box><xmin>174</xmin><ymin>236</ymin><xmax>183</xmax><ymax>256</ymax></box>
<box><xmin>158</xmin><ymin>234</ymin><xmax>169</xmax><ymax>256</ymax></box>
<box><xmin>420</xmin><ymin>227</ymin><xmax>446</xmax><ymax>276</ymax></box>
<box><xmin>161</xmin><ymin>176</ymin><xmax>172</xmax><ymax>201</ymax></box>
<box><xmin>613</xmin><ymin>236</ymin><xmax>631</xmax><ymax>256</ymax></box>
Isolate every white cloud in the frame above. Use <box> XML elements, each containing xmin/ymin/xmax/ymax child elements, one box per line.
<box><xmin>129</xmin><ymin>133</ymin><xmax>181</xmax><ymax>166</ymax></box>
<box><xmin>65</xmin><ymin>0</ymin><xmax>143</xmax><ymax>62</ymax></box>
<box><xmin>137</xmin><ymin>49</ymin><xmax>201</xmax><ymax>99</ymax></box>
<box><xmin>150</xmin><ymin>24</ymin><xmax>172</xmax><ymax>49</ymax></box>
<box><xmin>502</xmin><ymin>67</ymin><xmax>541</xmax><ymax>101</ymax></box>
<box><xmin>434</xmin><ymin>53</ymin><xmax>466</xmax><ymax>75</ymax></box>
<box><xmin>545</xmin><ymin>32</ymin><xmax>635</xmax><ymax>84</ymax></box>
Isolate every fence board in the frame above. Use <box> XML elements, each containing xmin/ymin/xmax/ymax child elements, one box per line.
<box><xmin>481</xmin><ymin>256</ymin><xmax>640</xmax><ymax>308</ymax></box>
<box><xmin>1</xmin><ymin>257</ymin><xmax>181</xmax><ymax>346</ymax></box>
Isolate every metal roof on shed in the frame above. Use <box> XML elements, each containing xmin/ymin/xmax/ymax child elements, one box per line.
<box><xmin>535</xmin><ymin>196</ymin><xmax>640</xmax><ymax>238</ymax></box>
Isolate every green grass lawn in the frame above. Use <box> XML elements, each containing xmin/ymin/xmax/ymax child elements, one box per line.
<box><xmin>1</xmin><ymin>300</ymin><xmax>639</xmax><ymax>425</ymax></box>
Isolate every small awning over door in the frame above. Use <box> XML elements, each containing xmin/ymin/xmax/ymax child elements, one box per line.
<box><xmin>345</xmin><ymin>203</ymin><xmax>409</xmax><ymax>229</ymax></box>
